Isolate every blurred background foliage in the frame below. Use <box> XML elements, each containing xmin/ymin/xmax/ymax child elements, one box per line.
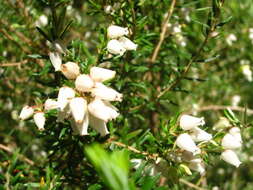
<box><xmin>0</xmin><ymin>0</ymin><xmax>253</xmax><ymax>189</ymax></box>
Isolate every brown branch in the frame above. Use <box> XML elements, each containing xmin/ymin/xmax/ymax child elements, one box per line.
<box><xmin>0</xmin><ymin>144</ymin><xmax>35</xmax><ymax>166</ymax></box>
<box><xmin>179</xmin><ymin>178</ymin><xmax>207</xmax><ymax>190</ymax></box>
<box><xmin>0</xmin><ymin>60</ymin><xmax>28</xmax><ymax>67</ymax></box>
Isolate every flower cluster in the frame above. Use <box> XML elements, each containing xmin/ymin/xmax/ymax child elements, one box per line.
<box><xmin>106</xmin><ymin>25</ymin><xmax>137</xmax><ymax>55</ymax></box>
<box><xmin>19</xmin><ymin>66</ymin><xmax>122</xmax><ymax>137</ymax></box>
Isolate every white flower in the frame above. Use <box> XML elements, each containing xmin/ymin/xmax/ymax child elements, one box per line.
<box><xmin>221</xmin><ymin>150</ymin><xmax>241</xmax><ymax>167</ymax></box>
<box><xmin>88</xmin><ymin>99</ymin><xmax>119</xmax><ymax>122</ymax></box>
<box><xmin>179</xmin><ymin>115</ymin><xmax>205</xmax><ymax>130</ymax></box>
<box><xmin>90</xmin><ymin>67</ymin><xmax>116</xmax><ymax>82</ymax></box>
<box><xmin>188</xmin><ymin>159</ymin><xmax>205</xmax><ymax>175</ymax></box>
<box><xmin>107</xmin><ymin>25</ymin><xmax>129</xmax><ymax>39</ymax></box>
<box><xmin>69</xmin><ymin>97</ymin><xmax>87</xmax><ymax>123</ymax></box>
<box><xmin>190</xmin><ymin>127</ymin><xmax>212</xmax><ymax>142</ymax></box>
<box><xmin>107</xmin><ymin>39</ymin><xmax>126</xmax><ymax>55</ymax></box>
<box><xmin>57</xmin><ymin>87</ymin><xmax>75</xmax><ymax>111</ymax></box>
<box><xmin>44</xmin><ymin>99</ymin><xmax>58</xmax><ymax>110</ymax></box>
<box><xmin>213</xmin><ymin>117</ymin><xmax>230</xmax><ymax>130</ymax></box>
<box><xmin>226</xmin><ymin>34</ymin><xmax>237</xmax><ymax>46</ymax></box>
<box><xmin>229</xmin><ymin>127</ymin><xmax>242</xmax><ymax>143</ymax></box>
<box><xmin>118</xmin><ymin>37</ymin><xmax>138</xmax><ymax>51</ymax></box>
<box><xmin>57</xmin><ymin>104</ymin><xmax>70</xmax><ymax>123</ymax></box>
<box><xmin>231</xmin><ymin>95</ymin><xmax>241</xmax><ymax>107</ymax></box>
<box><xmin>176</xmin><ymin>133</ymin><xmax>200</xmax><ymax>154</ymax></box>
<box><xmin>33</xmin><ymin>112</ymin><xmax>46</xmax><ymax>130</ymax></box>
<box><xmin>241</xmin><ymin>64</ymin><xmax>252</xmax><ymax>82</ymax></box>
<box><xmin>52</xmin><ymin>41</ymin><xmax>66</xmax><ymax>54</ymax></box>
<box><xmin>74</xmin><ymin>114</ymin><xmax>89</xmax><ymax>136</ymax></box>
<box><xmin>19</xmin><ymin>106</ymin><xmax>34</xmax><ymax>120</ymax></box>
<box><xmin>35</xmin><ymin>15</ymin><xmax>48</xmax><ymax>27</ymax></box>
<box><xmin>91</xmin><ymin>83</ymin><xmax>123</xmax><ymax>102</ymax></box>
<box><xmin>89</xmin><ymin>114</ymin><xmax>109</xmax><ymax>136</ymax></box>
<box><xmin>61</xmin><ymin>62</ymin><xmax>80</xmax><ymax>79</ymax></box>
<box><xmin>49</xmin><ymin>52</ymin><xmax>62</xmax><ymax>71</ymax></box>
<box><xmin>221</xmin><ymin>133</ymin><xmax>242</xmax><ymax>149</ymax></box>
<box><xmin>75</xmin><ymin>74</ymin><xmax>94</xmax><ymax>92</ymax></box>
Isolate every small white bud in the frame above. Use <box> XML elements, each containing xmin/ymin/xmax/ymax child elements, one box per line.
<box><xmin>52</xmin><ymin>41</ymin><xmax>66</xmax><ymax>54</ymax></box>
<box><xmin>221</xmin><ymin>150</ymin><xmax>241</xmax><ymax>167</ymax></box>
<box><xmin>75</xmin><ymin>74</ymin><xmax>94</xmax><ymax>92</ymax></box>
<box><xmin>61</xmin><ymin>62</ymin><xmax>80</xmax><ymax>80</ymax></box>
<box><xmin>107</xmin><ymin>39</ymin><xmax>126</xmax><ymax>55</ymax></box>
<box><xmin>49</xmin><ymin>52</ymin><xmax>62</xmax><ymax>71</ymax></box>
<box><xmin>89</xmin><ymin>114</ymin><xmax>109</xmax><ymax>136</ymax></box>
<box><xmin>88</xmin><ymin>99</ymin><xmax>119</xmax><ymax>122</ymax></box>
<box><xmin>213</xmin><ymin>117</ymin><xmax>230</xmax><ymax>130</ymax></box>
<box><xmin>19</xmin><ymin>106</ymin><xmax>34</xmax><ymax>120</ymax></box>
<box><xmin>44</xmin><ymin>99</ymin><xmax>58</xmax><ymax>110</ymax></box>
<box><xmin>118</xmin><ymin>37</ymin><xmax>138</xmax><ymax>51</ymax></box>
<box><xmin>35</xmin><ymin>15</ymin><xmax>48</xmax><ymax>27</ymax></box>
<box><xmin>229</xmin><ymin>127</ymin><xmax>242</xmax><ymax>143</ymax></box>
<box><xmin>90</xmin><ymin>67</ymin><xmax>116</xmax><ymax>82</ymax></box>
<box><xmin>33</xmin><ymin>112</ymin><xmax>46</xmax><ymax>130</ymax></box>
<box><xmin>57</xmin><ymin>87</ymin><xmax>75</xmax><ymax>111</ymax></box>
<box><xmin>190</xmin><ymin>127</ymin><xmax>212</xmax><ymax>142</ymax></box>
<box><xmin>107</xmin><ymin>25</ymin><xmax>129</xmax><ymax>39</ymax></box>
<box><xmin>221</xmin><ymin>133</ymin><xmax>242</xmax><ymax>149</ymax></box>
<box><xmin>176</xmin><ymin>133</ymin><xmax>200</xmax><ymax>154</ymax></box>
<box><xmin>69</xmin><ymin>97</ymin><xmax>87</xmax><ymax>123</ymax></box>
<box><xmin>188</xmin><ymin>159</ymin><xmax>205</xmax><ymax>175</ymax></box>
<box><xmin>92</xmin><ymin>83</ymin><xmax>123</xmax><ymax>102</ymax></box>
<box><xmin>179</xmin><ymin>115</ymin><xmax>205</xmax><ymax>130</ymax></box>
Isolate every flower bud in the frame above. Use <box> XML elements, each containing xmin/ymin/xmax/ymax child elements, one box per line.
<box><xmin>221</xmin><ymin>133</ymin><xmax>242</xmax><ymax>149</ymax></box>
<box><xmin>35</xmin><ymin>15</ymin><xmax>48</xmax><ymax>27</ymax></box>
<box><xmin>75</xmin><ymin>74</ymin><xmax>94</xmax><ymax>92</ymax></box>
<box><xmin>92</xmin><ymin>83</ymin><xmax>123</xmax><ymax>101</ymax></box>
<box><xmin>221</xmin><ymin>150</ymin><xmax>241</xmax><ymax>167</ymax></box>
<box><xmin>89</xmin><ymin>114</ymin><xmax>109</xmax><ymax>136</ymax></box>
<box><xmin>44</xmin><ymin>99</ymin><xmax>58</xmax><ymax>111</ymax></box>
<box><xmin>19</xmin><ymin>105</ymin><xmax>34</xmax><ymax>120</ymax></box>
<box><xmin>69</xmin><ymin>97</ymin><xmax>87</xmax><ymax>123</ymax></box>
<box><xmin>57</xmin><ymin>87</ymin><xmax>75</xmax><ymax>111</ymax></box>
<box><xmin>33</xmin><ymin>112</ymin><xmax>45</xmax><ymax>130</ymax></box>
<box><xmin>179</xmin><ymin>115</ymin><xmax>205</xmax><ymax>130</ymax></box>
<box><xmin>90</xmin><ymin>67</ymin><xmax>116</xmax><ymax>82</ymax></box>
<box><xmin>118</xmin><ymin>37</ymin><xmax>138</xmax><ymax>51</ymax></box>
<box><xmin>176</xmin><ymin>133</ymin><xmax>200</xmax><ymax>154</ymax></box>
<box><xmin>88</xmin><ymin>99</ymin><xmax>119</xmax><ymax>122</ymax></box>
<box><xmin>188</xmin><ymin>159</ymin><xmax>205</xmax><ymax>175</ymax></box>
<box><xmin>190</xmin><ymin>127</ymin><xmax>212</xmax><ymax>142</ymax></box>
<box><xmin>213</xmin><ymin>117</ymin><xmax>230</xmax><ymax>130</ymax></box>
<box><xmin>61</xmin><ymin>62</ymin><xmax>80</xmax><ymax>80</ymax></box>
<box><xmin>49</xmin><ymin>52</ymin><xmax>62</xmax><ymax>71</ymax></box>
<box><xmin>107</xmin><ymin>25</ymin><xmax>129</xmax><ymax>39</ymax></box>
<box><xmin>107</xmin><ymin>39</ymin><xmax>126</xmax><ymax>55</ymax></box>
<box><xmin>229</xmin><ymin>127</ymin><xmax>242</xmax><ymax>143</ymax></box>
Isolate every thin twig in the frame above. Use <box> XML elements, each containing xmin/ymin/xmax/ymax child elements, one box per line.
<box><xmin>179</xmin><ymin>178</ymin><xmax>207</xmax><ymax>190</ymax></box>
<box><xmin>150</xmin><ymin>0</ymin><xmax>177</xmax><ymax>63</ymax></box>
<box><xmin>0</xmin><ymin>60</ymin><xmax>28</xmax><ymax>67</ymax></box>
<box><xmin>0</xmin><ymin>144</ymin><xmax>35</xmax><ymax>166</ymax></box>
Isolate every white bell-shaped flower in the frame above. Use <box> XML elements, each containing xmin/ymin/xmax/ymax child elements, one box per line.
<box><xmin>35</xmin><ymin>15</ymin><xmax>48</xmax><ymax>27</ymax></box>
<box><xmin>176</xmin><ymin>133</ymin><xmax>200</xmax><ymax>154</ymax></box>
<box><xmin>118</xmin><ymin>37</ymin><xmax>138</xmax><ymax>51</ymax></box>
<box><xmin>188</xmin><ymin>159</ymin><xmax>205</xmax><ymax>175</ymax></box>
<box><xmin>74</xmin><ymin>114</ymin><xmax>89</xmax><ymax>136</ymax></box>
<box><xmin>92</xmin><ymin>83</ymin><xmax>123</xmax><ymax>102</ymax></box>
<box><xmin>44</xmin><ymin>99</ymin><xmax>58</xmax><ymax>111</ymax></box>
<box><xmin>69</xmin><ymin>97</ymin><xmax>87</xmax><ymax>123</ymax></box>
<box><xmin>179</xmin><ymin>115</ymin><xmax>205</xmax><ymax>130</ymax></box>
<box><xmin>33</xmin><ymin>112</ymin><xmax>45</xmax><ymax>131</ymax></box>
<box><xmin>57</xmin><ymin>87</ymin><xmax>75</xmax><ymax>111</ymax></box>
<box><xmin>221</xmin><ymin>133</ymin><xmax>242</xmax><ymax>149</ymax></box>
<box><xmin>107</xmin><ymin>39</ymin><xmax>126</xmax><ymax>55</ymax></box>
<box><xmin>61</xmin><ymin>62</ymin><xmax>80</xmax><ymax>79</ymax></box>
<box><xmin>75</xmin><ymin>74</ymin><xmax>94</xmax><ymax>92</ymax></box>
<box><xmin>90</xmin><ymin>67</ymin><xmax>116</xmax><ymax>82</ymax></box>
<box><xmin>221</xmin><ymin>150</ymin><xmax>241</xmax><ymax>167</ymax></box>
<box><xmin>107</xmin><ymin>25</ymin><xmax>129</xmax><ymax>39</ymax></box>
<box><xmin>88</xmin><ymin>99</ymin><xmax>119</xmax><ymax>122</ymax></box>
<box><xmin>57</xmin><ymin>104</ymin><xmax>70</xmax><ymax>123</ymax></box>
<box><xmin>49</xmin><ymin>52</ymin><xmax>62</xmax><ymax>71</ymax></box>
<box><xmin>229</xmin><ymin>127</ymin><xmax>242</xmax><ymax>143</ymax></box>
<box><xmin>19</xmin><ymin>105</ymin><xmax>34</xmax><ymax>120</ymax></box>
<box><xmin>213</xmin><ymin>117</ymin><xmax>230</xmax><ymax>130</ymax></box>
<box><xmin>190</xmin><ymin>127</ymin><xmax>212</xmax><ymax>142</ymax></box>
<box><xmin>89</xmin><ymin>114</ymin><xmax>109</xmax><ymax>136</ymax></box>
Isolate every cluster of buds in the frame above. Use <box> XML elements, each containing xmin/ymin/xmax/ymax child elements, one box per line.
<box><xmin>19</xmin><ymin>66</ymin><xmax>122</xmax><ymax>136</ymax></box>
<box><xmin>106</xmin><ymin>25</ymin><xmax>137</xmax><ymax>55</ymax></box>
<box><xmin>175</xmin><ymin>115</ymin><xmax>212</xmax><ymax>174</ymax></box>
